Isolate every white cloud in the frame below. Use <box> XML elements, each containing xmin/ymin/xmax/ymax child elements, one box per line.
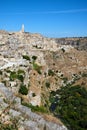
<box><xmin>38</xmin><ymin>8</ymin><xmax>87</xmax><ymax>14</ymax></box>
<box><xmin>0</xmin><ymin>9</ymin><xmax>87</xmax><ymax>15</ymax></box>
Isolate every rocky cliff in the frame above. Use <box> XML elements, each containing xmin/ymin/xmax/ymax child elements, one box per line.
<box><xmin>55</xmin><ymin>37</ymin><xmax>87</xmax><ymax>50</ymax></box>
<box><xmin>0</xmin><ymin>30</ymin><xmax>87</xmax><ymax>130</ymax></box>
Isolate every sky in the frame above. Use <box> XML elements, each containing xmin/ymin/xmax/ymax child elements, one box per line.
<box><xmin>0</xmin><ymin>0</ymin><xmax>87</xmax><ymax>37</ymax></box>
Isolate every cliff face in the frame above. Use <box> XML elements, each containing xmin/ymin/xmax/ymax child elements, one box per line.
<box><xmin>0</xmin><ymin>30</ymin><xmax>87</xmax><ymax>129</ymax></box>
<box><xmin>55</xmin><ymin>37</ymin><xmax>87</xmax><ymax>50</ymax></box>
<box><xmin>0</xmin><ymin>83</ymin><xmax>67</xmax><ymax>130</ymax></box>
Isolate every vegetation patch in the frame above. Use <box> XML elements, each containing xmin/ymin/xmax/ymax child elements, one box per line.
<box><xmin>62</xmin><ymin>77</ymin><xmax>68</xmax><ymax>83</ymax></box>
<box><xmin>10</xmin><ymin>71</ymin><xmax>17</xmax><ymax>81</ymax></box>
<box><xmin>10</xmin><ymin>70</ymin><xmax>24</xmax><ymax>82</ymax></box>
<box><xmin>48</xmin><ymin>69</ymin><xmax>55</xmax><ymax>76</ymax></box>
<box><xmin>17</xmin><ymin>74</ymin><xmax>24</xmax><ymax>82</ymax></box>
<box><xmin>0</xmin><ymin>118</ymin><xmax>18</xmax><ymax>130</ymax></box>
<box><xmin>50</xmin><ymin>85</ymin><xmax>87</xmax><ymax>130</ymax></box>
<box><xmin>45</xmin><ymin>82</ymin><xmax>50</xmax><ymax>88</ymax></box>
<box><xmin>17</xmin><ymin>69</ymin><xmax>25</xmax><ymax>75</ymax></box>
<box><xmin>19</xmin><ymin>84</ymin><xmax>28</xmax><ymax>95</ymax></box>
<box><xmin>33</xmin><ymin>63</ymin><xmax>42</xmax><ymax>74</ymax></box>
<box><xmin>32</xmin><ymin>55</ymin><xmax>37</xmax><ymax>61</ymax></box>
<box><xmin>22</xmin><ymin>55</ymin><xmax>30</xmax><ymax>61</ymax></box>
<box><xmin>22</xmin><ymin>102</ymin><xmax>48</xmax><ymax>113</ymax></box>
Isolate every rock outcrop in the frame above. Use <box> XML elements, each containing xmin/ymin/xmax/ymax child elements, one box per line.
<box><xmin>0</xmin><ymin>83</ymin><xmax>67</xmax><ymax>130</ymax></box>
<box><xmin>0</xmin><ymin>30</ymin><xmax>87</xmax><ymax>130</ymax></box>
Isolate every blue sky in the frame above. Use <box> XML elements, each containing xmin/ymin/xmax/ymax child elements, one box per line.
<box><xmin>0</xmin><ymin>0</ymin><xmax>87</xmax><ymax>37</ymax></box>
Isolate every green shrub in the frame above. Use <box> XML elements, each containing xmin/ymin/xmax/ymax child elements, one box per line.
<box><xmin>33</xmin><ymin>63</ymin><xmax>42</xmax><ymax>74</ymax></box>
<box><xmin>6</xmin><ymin>69</ymin><xmax>11</xmax><ymax>73</ymax></box>
<box><xmin>62</xmin><ymin>77</ymin><xmax>68</xmax><ymax>83</ymax></box>
<box><xmin>50</xmin><ymin>85</ymin><xmax>87</xmax><ymax>130</ymax></box>
<box><xmin>22</xmin><ymin>102</ymin><xmax>47</xmax><ymax>113</ymax></box>
<box><xmin>45</xmin><ymin>82</ymin><xmax>50</xmax><ymax>88</ymax></box>
<box><xmin>32</xmin><ymin>55</ymin><xmax>37</xmax><ymax>61</ymax></box>
<box><xmin>9</xmin><ymin>70</ymin><xmax>24</xmax><ymax>82</ymax></box>
<box><xmin>10</xmin><ymin>71</ymin><xmax>17</xmax><ymax>81</ymax></box>
<box><xmin>19</xmin><ymin>84</ymin><xmax>28</xmax><ymax>95</ymax></box>
<box><xmin>22</xmin><ymin>55</ymin><xmax>30</xmax><ymax>60</ymax></box>
<box><xmin>17</xmin><ymin>74</ymin><xmax>24</xmax><ymax>82</ymax></box>
<box><xmin>48</xmin><ymin>69</ymin><xmax>55</xmax><ymax>76</ymax></box>
<box><xmin>17</xmin><ymin>69</ymin><xmax>25</xmax><ymax>75</ymax></box>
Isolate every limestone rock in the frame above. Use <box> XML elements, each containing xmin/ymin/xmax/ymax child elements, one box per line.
<box><xmin>0</xmin><ymin>29</ymin><xmax>87</xmax><ymax>130</ymax></box>
<box><xmin>9</xmin><ymin>109</ymin><xmax>21</xmax><ymax>117</ymax></box>
<box><xmin>0</xmin><ymin>83</ymin><xmax>13</xmax><ymax>101</ymax></box>
<box><xmin>23</xmin><ymin>120</ymin><xmax>39</xmax><ymax>130</ymax></box>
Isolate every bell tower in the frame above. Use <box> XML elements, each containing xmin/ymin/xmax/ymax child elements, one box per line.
<box><xmin>21</xmin><ymin>24</ymin><xmax>24</xmax><ymax>33</ymax></box>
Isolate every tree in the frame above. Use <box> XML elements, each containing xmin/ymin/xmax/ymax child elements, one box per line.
<box><xmin>50</xmin><ymin>85</ymin><xmax>87</xmax><ymax>130</ymax></box>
